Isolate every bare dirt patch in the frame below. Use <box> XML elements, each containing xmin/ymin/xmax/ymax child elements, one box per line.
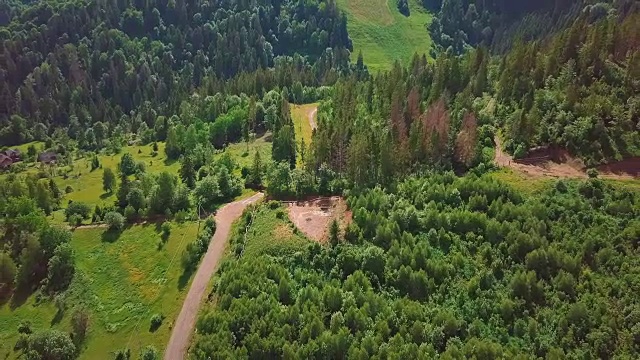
<box><xmin>494</xmin><ymin>136</ymin><xmax>639</xmax><ymax>180</ymax></box>
<box><xmin>285</xmin><ymin>197</ymin><xmax>351</xmax><ymax>243</ymax></box>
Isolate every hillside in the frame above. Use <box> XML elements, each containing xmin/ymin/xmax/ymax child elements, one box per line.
<box><xmin>337</xmin><ymin>0</ymin><xmax>433</xmax><ymax>71</ymax></box>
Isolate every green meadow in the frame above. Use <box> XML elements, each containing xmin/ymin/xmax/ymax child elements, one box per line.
<box><xmin>0</xmin><ymin>221</ymin><xmax>200</xmax><ymax>359</ymax></box>
<box><xmin>337</xmin><ymin>0</ymin><xmax>433</xmax><ymax>71</ymax></box>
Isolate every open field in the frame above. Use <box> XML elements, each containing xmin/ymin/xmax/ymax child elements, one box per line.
<box><xmin>0</xmin><ymin>221</ymin><xmax>200</xmax><ymax>359</ymax></box>
<box><xmin>291</xmin><ymin>104</ymin><xmax>317</xmax><ymax>166</ymax></box>
<box><xmin>337</xmin><ymin>0</ymin><xmax>432</xmax><ymax>71</ymax></box>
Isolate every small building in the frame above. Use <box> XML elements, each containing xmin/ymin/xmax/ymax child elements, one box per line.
<box><xmin>0</xmin><ymin>154</ymin><xmax>12</xmax><ymax>169</ymax></box>
<box><xmin>38</xmin><ymin>151</ymin><xmax>58</xmax><ymax>164</ymax></box>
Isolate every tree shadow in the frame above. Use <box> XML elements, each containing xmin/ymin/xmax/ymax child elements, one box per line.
<box><xmin>149</xmin><ymin>322</ymin><xmax>161</xmax><ymax>333</ymax></box>
<box><xmin>163</xmin><ymin>158</ymin><xmax>177</xmax><ymax>167</ymax></box>
<box><xmin>50</xmin><ymin>308</ymin><xmax>64</xmax><ymax>325</ymax></box>
<box><xmin>99</xmin><ymin>192</ymin><xmax>112</xmax><ymax>200</ymax></box>
<box><xmin>177</xmin><ymin>269</ymin><xmax>193</xmax><ymax>291</ymax></box>
<box><xmin>9</xmin><ymin>285</ymin><xmax>33</xmax><ymax>310</ymax></box>
<box><xmin>101</xmin><ymin>229</ymin><xmax>123</xmax><ymax>243</ymax></box>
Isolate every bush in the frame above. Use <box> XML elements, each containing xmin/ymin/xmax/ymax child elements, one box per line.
<box><xmin>161</xmin><ymin>222</ymin><xmax>171</xmax><ymax>240</ymax></box>
<box><xmin>150</xmin><ymin>313</ymin><xmax>164</xmax><ymax>331</ymax></box>
<box><xmin>115</xmin><ymin>348</ymin><xmax>131</xmax><ymax>360</ymax></box>
<box><xmin>65</xmin><ymin>185</ymin><xmax>73</xmax><ymax>193</ymax></box>
<box><xmin>104</xmin><ymin>212</ymin><xmax>125</xmax><ymax>231</ymax></box>
<box><xmin>17</xmin><ymin>320</ymin><xmax>32</xmax><ymax>334</ymax></box>
<box><xmin>587</xmin><ymin>168</ymin><xmax>599</xmax><ymax>178</ymax></box>
<box><xmin>65</xmin><ymin>202</ymin><xmax>91</xmax><ymax>221</ymax></box>
<box><xmin>140</xmin><ymin>345</ymin><xmax>158</xmax><ymax>360</ymax></box>
<box><xmin>68</xmin><ymin>214</ymin><xmax>83</xmax><ymax>227</ymax></box>
<box><xmin>124</xmin><ymin>206</ymin><xmax>137</xmax><ymax>221</ymax></box>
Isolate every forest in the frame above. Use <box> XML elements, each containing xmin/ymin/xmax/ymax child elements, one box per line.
<box><xmin>193</xmin><ymin>174</ymin><xmax>640</xmax><ymax>358</ymax></box>
<box><xmin>0</xmin><ymin>0</ymin><xmax>352</xmax><ymax>145</ymax></box>
<box><xmin>1</xmin><ymin>0</ymin><xmax>640</xmax><ymax>358</ymax></box>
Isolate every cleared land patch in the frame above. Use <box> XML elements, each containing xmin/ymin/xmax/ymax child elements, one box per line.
<box><xmin>285</xmin><ymin>197</ymin><xmax>351</xmax><ymax>243</ymax></box>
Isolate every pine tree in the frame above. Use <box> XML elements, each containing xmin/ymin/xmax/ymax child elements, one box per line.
<box><xmin>179</xmin><ymin>155</ymin><xmax>196</xmax><ymax>189</ymax></box>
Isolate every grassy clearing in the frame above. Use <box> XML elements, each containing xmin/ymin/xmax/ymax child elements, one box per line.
<box><xmin>0</xmin><ymin>221</ymin><xmax>200</xmax><ymax>359</ymax></box>
<box><xmin>488</xmin><ymin>168</ymin><xmax>553</xmax><ymax>195</ymax></box>
<box><xmin>57</xmin><ymin>142</ymin><xmax>179</xmax><ymax>209</ymax></box>
<box><xmin>338</xmin><ymin>0</ymin><xmax>432</xmax><ymax>72</ymax></box>
<box><xmin>291</xmin><ymin>103</ymin><xmax>317</xmax><ymax>166</ymax></box>
<box><xmin>241</xmin><ymin>204</ymin><xmax>311</xmax><ymax>258</ymax></box>
<box><xmin>219</xmin><ymin>134</ymin><xmax>272</xmax><ymax>173</ymax></box>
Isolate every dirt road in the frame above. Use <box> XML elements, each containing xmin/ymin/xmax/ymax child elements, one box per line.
<box><xmin>164</xmin><ymin>192</ymin><xmax>264</xmax><ymax>360</ymax></box>
<box><xmin>308</xmin><ymin>106</ymin><xmax>317</xmax><ymax>130</ymax></box>
<box><xmin>494</xmin><ymin>136</ymin><xmax>638</xmax><ymax>180</ymax></box>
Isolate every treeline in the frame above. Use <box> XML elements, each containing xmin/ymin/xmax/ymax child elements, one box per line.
<box><xmin>0</xmin><ymin>174</ymin><xmax>75</xmax><ymax>300</ymax></box>
<box><xmin>193</xmin><ymin>174</ymin><xmax>640</xmax><ymax>358</ymax></box>
<box><xmin>0</xmin><ymin>0</ymin><xmax>353</xmax><ymax>146</ymax></box>
<box><xmin>495</xmin><ymin>11</ymin><xmax>640</xmax><ymax>164</ymax></box>
<box><xmin>307</xmin><ymin>51</ymin><xmax>494</xmax><ymax>187</ymax></box>
<box><xmin>426</xmin><ymin>0</ymin><xmax>637</xmax><ymax>54</ymax></box>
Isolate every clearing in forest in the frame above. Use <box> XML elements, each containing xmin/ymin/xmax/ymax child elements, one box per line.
<box><xmin>337</xmin><ymin>0</ymin><xmax>432</xmax><ymax>71</ymax></box>
<box><xmin>285</xmin><ymin>197</ymin><xmax>351</xmax><ymax>243</ymax></box>
<box><xmin>291</xmin><ymin>103</ymin><xmax>317</xmax><ymax>166</ymax></box>
<box><xmin>492</xmin><ymin>136</ymin><xmax>640</xmax><ymax>192</ymax></box>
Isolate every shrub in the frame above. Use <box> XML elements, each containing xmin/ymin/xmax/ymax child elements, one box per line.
<box><xmin>587</xmin><ymin>168</ymin><xmax>599</xmax><ymax>178</ymax></box>
<box><xmin>65</xmin><ymin>185</ymin><xmax>73</xmax><ymax>193</ymax></box>
<box><xmin>115</xmin><ymin>348</ymin><xmax>131</xmax><ymax>360</ymax></box>
<box><xmin>140</xmin><ymin>345</ymin><xmax>158</xmax><ymax>360</ymax></box>
<box><xmin>161</xmin><ymin>222</ymin><xmax>171</xmax><ymax>241</ymax></box>
<box><xmin>104</xmin><ymin>212</ymin><xmax>125</xmax><ymax>231</ymax></box>
<box><xmin>17</xmin><ymin>320</ymin><xmax>32</xmax><ymax>334</ymax></box>
<box><xmin>65</xmin><ymin>202</ymin><xmax>91</xmax><ymax>221</ymax></box>
<box><xmin>68</xmin><ymin>214</ymin><xmax>83</xmax><ymax>227</ymax></box>
<box><xmin>124</xmin><ymin>206</ymin><xmax>137</xmax><ymax>221</ymax></box>
<box><xmin>150</xmin><ymin>313</ymin><xmax>164</xmax><ymax>331</ymax></box>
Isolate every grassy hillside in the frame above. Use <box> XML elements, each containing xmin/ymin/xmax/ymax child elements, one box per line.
<box><xmin>0</xmin><ymin>221</ymin><xmax>200</xmax><ymax>359</ymax></box>
<box><xmin>338</xmin><ymin>0</ymin><xmax>432</xmax><ymax>71</ymax></box>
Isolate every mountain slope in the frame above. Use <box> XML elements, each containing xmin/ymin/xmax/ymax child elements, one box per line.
<box><xmin>337</xmin><ymin>0</ymin><xmax>432</xmax><ymax>71</ymax></box>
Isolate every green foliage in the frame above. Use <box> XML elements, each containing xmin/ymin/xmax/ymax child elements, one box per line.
<box><xmin>25</xmin><ymin>330</ymin><xmax>76</xmax><ymax>360</ymax></box>
<box><xmin>64</xmin><ymin>202</ymin><xmax>91</xmax><ymax>222</ymax></box>
<box><xmin>140</xmin><ymin>345</ymin><xmax>158</xmax><ymax>360</ymax></box>
<box><xmin>0</xmin><ymin>252</ymin><xmax>17</xmax><ymax>297</ymax></box>
<box><xmin>194</xmin><ymin>166</ymin><xmax>242</xmax><ymax>211</ymax></box>
<box><xmin>119</xmin><ymin>154</ymin><xmax>137</xmax><ymax>177</ymax></box>
<box><xmin>45</xmin><ymin>243</ymin><xmax>75</xmax><ymax>292</ymax></box>
<box><xmin>193</xmin><ymin>174</ymin><xmax>640</xmax><ymax>358</ymax></box>
<box><xmin>149</xmin><ymin>313</ymin><xmax>164</xmax><ymax>332</ymax></box>
<box><xmin>104</xmin><ymin>212</ymin><xmax>125</xmax><ymax>232</ymax></box>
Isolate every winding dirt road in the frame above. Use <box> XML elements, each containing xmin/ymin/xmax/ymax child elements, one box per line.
<box><xmin>308</xmin><ymin>106</ymin><xmax>317</xmax><ymax>130</ymax></box>
<box><xmin>164</xmin><ymin>192</ymin><xmax>264</xmax><ymax>360</ymax></box>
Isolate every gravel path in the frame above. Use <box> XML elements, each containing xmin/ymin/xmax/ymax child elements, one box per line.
<box><xmin>164</xmin><ymin>192</ymin><xmax>264</xmax><ymax>360</ymax></box>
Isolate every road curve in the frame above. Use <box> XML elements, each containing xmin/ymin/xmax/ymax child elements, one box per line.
<box><xmin>164</xmin><ymin>192</ymin><xmax>264</xmax><ymax>360</ymax></box>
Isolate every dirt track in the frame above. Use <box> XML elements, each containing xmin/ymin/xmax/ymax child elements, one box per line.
<box><xmin>164</xmin><ymin>192</ymin><xmax>264</xmax><ymax>360</ymax></box>
<box><xmin>494</xmin><ymin>136</ymin><xmax>638</xmax><ymax>180</ymax></box>
<box><xmin>308</xmin><ymin>107</ymin><xmax>317</xmax><ymax>130</ymax></box>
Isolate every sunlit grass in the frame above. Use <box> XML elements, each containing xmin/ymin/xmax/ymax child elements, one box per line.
<box><xmin>337</xmin><ymin>0</ymin><xmax>433</xmax><ymax>72</ymax></box>
<box><xmin>0</xmin><ymin>221</ymin><xmax>200</xmax><ymax>359</ymax></box>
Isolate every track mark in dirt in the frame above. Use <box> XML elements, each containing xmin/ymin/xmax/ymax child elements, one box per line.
<box><xmin>164</xmin><ymin>192</ymin><xmax>264</xmax><ymax>360</ymax></box>
<box><xmin>493</xmin><ymin>136</ymin><xmax>638</xmax><ymax>180</ymax></box>
<box><xmin>308</xmin><ymin>107</ymin><xmax>318</xmax><ymax>130</ymax></box>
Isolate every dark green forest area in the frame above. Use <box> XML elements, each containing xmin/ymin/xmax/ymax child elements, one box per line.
<box><xmin>0</xmin><ymin>0</ymin><xmax>352</xmax><ymax>146</ymax></box>
<box><xmin>194</xmin><ymin>175</ymin><xmax>640</xmax><ymax>358</ymax></box>
<box><xmin>1</xmin><ymin>0</ymin><xmax>640</xmax><ymax>358</ymax></box>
